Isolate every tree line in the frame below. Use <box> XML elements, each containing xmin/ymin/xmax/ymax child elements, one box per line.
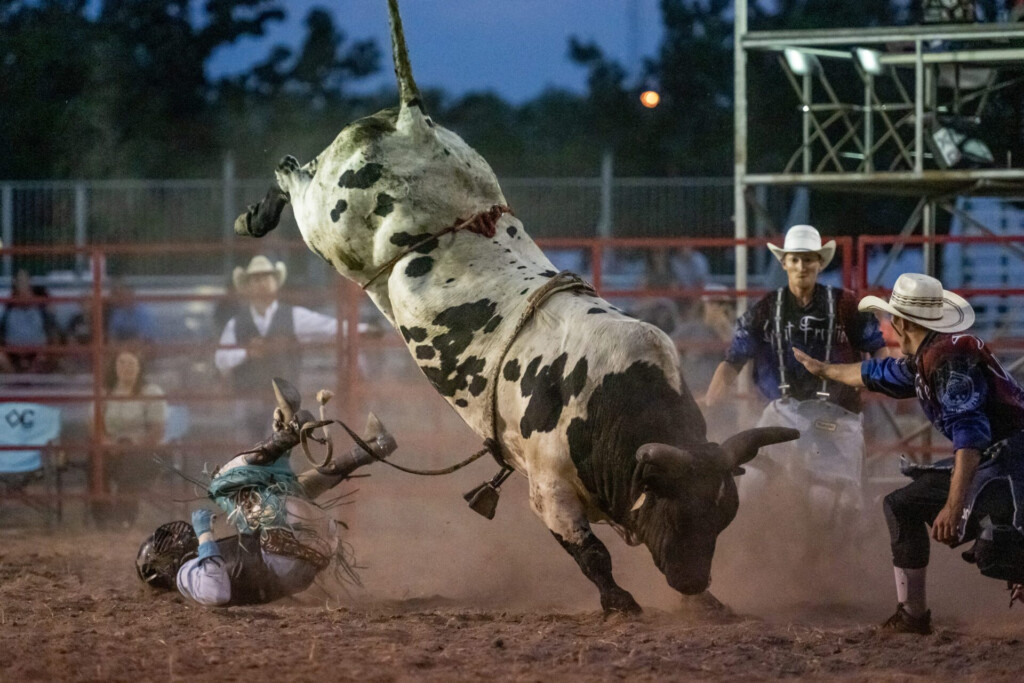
<box><xmin>1</xmin><ymin>0</ymin><xmax>1008</xmax><ymax>189</ymax></box>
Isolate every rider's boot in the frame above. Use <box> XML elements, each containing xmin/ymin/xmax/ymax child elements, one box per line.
<box><xmin>318</xmin><ymin>412</ymin><xmax>397</xmax><ymax>479</ymax></box>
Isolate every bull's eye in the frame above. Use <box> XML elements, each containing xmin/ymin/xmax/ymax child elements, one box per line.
<box><xmin>715</xmin><ymin>481</ymin><xmax>726</xmax><ymax>504</ymax></box>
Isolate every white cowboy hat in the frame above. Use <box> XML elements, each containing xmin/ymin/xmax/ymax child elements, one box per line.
<box><xmin>858</xmin><ymin>273</ymin><xmax>974</xmax><ymax>333</ymax></box>
<box><xmin>767</xmin><ymin>224</ymin><xmax>836</xmax><ymax>269</ymax></box>
<box><xmin>232</xmin><ymin>255</ymin><xmax>287</xmax><ymax>291</ymax></box>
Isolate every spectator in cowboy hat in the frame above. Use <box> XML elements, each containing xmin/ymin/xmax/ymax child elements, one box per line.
<box><xmin>214</xmin><ymin>255</ymin><xmax>337</xmax><ymax>441</ymax></box>
<box><xmin>796</xmin><ymin>273</ymin><xmax>1024</xmax><ymax>633</ymax></box>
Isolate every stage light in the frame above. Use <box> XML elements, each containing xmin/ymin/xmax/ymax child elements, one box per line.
<box><xmin>932</xmin><ymin>127</ymin><xmax>963</xmax><ymax>168</ymax></box>
<box><xmin>783</xmin><ymin>48</ymin><xmax>821</xmax><ymax>76</ymax></box>
<box><xmin>640</xmin><ymin>90</ymin><xmax>660</xmax><ymax>108</ymax></box>
<box><xmin>854</xmin><ymin>48</ymin><xmax>884</xmax><ymax>76</ymax></box>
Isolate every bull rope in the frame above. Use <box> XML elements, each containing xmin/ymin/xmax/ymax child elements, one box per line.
<box><xmin>310</xmin><ymin>267</ymin><xmax>596</xmax><ymax>477</ymax></box>
<box><xmin>360</xmin><ymin>204</ymin><xmax>513</xmax><ymax>291</ymax></box>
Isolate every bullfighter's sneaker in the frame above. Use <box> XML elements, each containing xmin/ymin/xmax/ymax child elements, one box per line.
<box><xmin>880</xmin><ymin>603</ymin><xmax>932</xmax><ymax>635</ymax></box>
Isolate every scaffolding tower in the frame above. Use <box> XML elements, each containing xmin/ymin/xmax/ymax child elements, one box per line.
<box><xmin>733</xmin><ymin>7</ymin><xmax>1024</xmax><ymax>293</ymax></box>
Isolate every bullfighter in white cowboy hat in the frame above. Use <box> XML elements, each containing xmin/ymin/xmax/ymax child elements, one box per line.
<box><xmin>796</xmin><ymin>273</ymin><xmax>1024</xmax><ymax>633</ymax></box>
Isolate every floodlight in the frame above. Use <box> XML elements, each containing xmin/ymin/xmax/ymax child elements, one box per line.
<box><xmin>854</xmin><ymin>48</ymin><xmax>884</xmax><ymax>76</ymax></box>
<box><xmin>932</xmin><ymin>127</ymin><xmax>963</xmax><ymax>168</ymax></box>
<box><xmin>783</xmin><ymin>48</ymin><xmax>821</xmax><ymax>76</ymax></box>
<box><xmin>961</xmin><ymin>138</ymin><xmax>994</xmax><ymax>165</ymax></box>
<box><xmin>931</xmin><ymin>126</ymin><xmax>995</xmax><ymax>168</ymax></box>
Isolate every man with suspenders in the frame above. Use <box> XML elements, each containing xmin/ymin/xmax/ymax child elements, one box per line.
<box><xmin>705</xmin><ymin>225</ymin><xmax>885</xmax><ymax>519</ymax></box>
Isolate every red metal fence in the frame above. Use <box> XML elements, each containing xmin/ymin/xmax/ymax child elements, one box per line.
<box><xmin>1</xmin><ymin>234</ymin><xmax>1022</xmax><ymax>520</ymax></box>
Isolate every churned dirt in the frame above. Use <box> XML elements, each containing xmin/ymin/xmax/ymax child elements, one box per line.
<box><xmin>3</xmin><ymin>459</ymin><xmax>1024</xmax><ymax>682</ymax></box>
<box><xmin>2</xmin><ymin>374</ymin><xmax>1022</xmax><ymax>681</ymax></box>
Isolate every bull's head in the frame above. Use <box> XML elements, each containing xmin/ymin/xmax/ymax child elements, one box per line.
<box><xmin>630</xmin><ymin>427</ymin><xmax>798</xmax><ymax>594</ymax></box>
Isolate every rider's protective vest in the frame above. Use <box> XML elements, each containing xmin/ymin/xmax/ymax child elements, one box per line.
<box><xmin>216</xmin><ymin>533</ymin><xmax>288</xmax><ymax>606</ymax></box>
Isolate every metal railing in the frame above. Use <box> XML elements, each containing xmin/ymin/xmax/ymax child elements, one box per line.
<box><xmin>1</xmin><ymin>234</ymin><xmax>1022</xmax><ymax>520</ymax></box>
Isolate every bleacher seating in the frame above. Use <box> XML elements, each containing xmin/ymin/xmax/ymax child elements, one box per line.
<box><xmin>0</xmin><ymin>402</ymin><xmax>64</xmax><ymax>525</ymax></box>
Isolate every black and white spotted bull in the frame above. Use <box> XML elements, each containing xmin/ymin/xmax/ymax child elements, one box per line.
<box><xmin>234</xmin><ymin>0</ymin><xmax>797</xmax><ymax>614</ymax></box>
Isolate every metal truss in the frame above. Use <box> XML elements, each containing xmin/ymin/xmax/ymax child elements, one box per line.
<box><xmin>733</xmin><ymin>14</ymin><xmax>1024</xmax><ymax>290</ymax></box>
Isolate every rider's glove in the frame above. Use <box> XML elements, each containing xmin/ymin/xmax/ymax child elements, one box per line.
<box><xmin>191</xmin><ymin>508</ymin><xmax>220</xmax><ymax>560</ymax></box>
<box><xmin>191</xmin><ymin>508</ymin><xmax>214</xmax><ymax>537</ymax></box>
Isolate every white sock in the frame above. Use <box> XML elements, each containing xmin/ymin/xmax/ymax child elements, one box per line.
<box><xmin>894</xmin><ymin>566</ymin><xmax>927</xmax><ymax>616</ymax></box>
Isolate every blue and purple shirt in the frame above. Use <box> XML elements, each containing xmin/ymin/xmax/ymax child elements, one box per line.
<box><xmin>862</xmin><ymin>332</ymin><xmax>1024</xmax><ymax>452</ymax></box>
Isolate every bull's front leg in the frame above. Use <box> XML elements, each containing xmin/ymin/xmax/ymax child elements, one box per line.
<box><xmin>531</xmin><ymin>475</ymin><xmax>641</xmax><ymax>615</ymax></box>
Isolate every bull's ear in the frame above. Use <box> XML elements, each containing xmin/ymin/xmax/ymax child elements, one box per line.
<box><xmin>634</xmin><ymin>443</ymin><xmax>699</xmax><ymax>499</ymax></box>
<box><xmin>717</xmin><ymin>427</ymin><xmax>799</xmax><ymax>470</ymax></box>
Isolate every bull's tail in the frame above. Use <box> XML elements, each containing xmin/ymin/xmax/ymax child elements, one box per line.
<box><xmin>386</xmin><ymin>0</ymin><xmax>422</xmax><ymax>110</ymax></box>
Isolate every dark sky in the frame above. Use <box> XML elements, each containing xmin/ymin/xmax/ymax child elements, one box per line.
<box><xmin>208</xmin><ymin>0</ymin><xmax>665</xmax><ymax>104</ymax></box>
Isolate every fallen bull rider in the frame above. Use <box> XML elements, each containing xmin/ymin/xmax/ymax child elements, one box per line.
<box><xmin>136</xmin><ymin>378</ymin><xmax>397</xmax><ymax>606</ymax></box>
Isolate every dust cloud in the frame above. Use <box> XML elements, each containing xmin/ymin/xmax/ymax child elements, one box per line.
<box><xmin>319</xmin><ymin>392</ymin><xmax>1017</xmax><ymax>626</ymax></box>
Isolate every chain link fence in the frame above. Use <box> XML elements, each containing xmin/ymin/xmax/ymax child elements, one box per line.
<box><xmin>0</xmin><ymin>177</ymin><xmax>735</xmax><ymax>278</ymax></box>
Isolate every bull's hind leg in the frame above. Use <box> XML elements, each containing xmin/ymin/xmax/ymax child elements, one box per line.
<box><xmin>234</xmin><ymin>183</ymin><xmax>290</xmax><ymax>238</ymax></box>
<box><xmin>234</xmin><ymin>155</ymin><xmax>316</xmax><ymax>238</ymax></box>
<box><xmin>530</xmin><ymin>475</ymin><xmax>641</xmax><ymax>615</ymax></box>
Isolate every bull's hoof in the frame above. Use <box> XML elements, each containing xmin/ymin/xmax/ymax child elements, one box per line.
<box><xmin>678</xmin><ymin>591</ymin><xmax>736</xmax><ymax>619</ymax></box>
<box><xmin>601</xmin><ymin>588</ymin><xmax>642</xmax><ymax>616</ymax></box>
<box><xmin>277</xmin><ymin>155</ymin><xmax>300</xmax><ymax>174</ymax></box>
<box><xmin>235</xmin><ymin>186</ymin><xmax>290</xmax><ymax>238</ymax></box>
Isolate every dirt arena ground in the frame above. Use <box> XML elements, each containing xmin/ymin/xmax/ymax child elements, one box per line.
<box><xmin>4</xmin><ymin>463</ymin><xmax>1024</xmax><ymax>682</ymax></box>
<box><xmin>3</xmin><ymin>385</ymin><xmax>1023</xmax><ymax>681</ymax></box>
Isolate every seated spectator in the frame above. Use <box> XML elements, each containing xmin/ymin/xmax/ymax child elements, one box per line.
<box><xmin>60</xmin><ymin>298</ymin><xmax>96</xmax><ymax>374</ymax></box>
<box><xmin>105</xmin><ymin>277</ymin><xmax>157</xmax><ymax>343</ymax></box>
<box><xmin>666</xmin><ymin>286</ymin><xmax>736</xmax><ymax>394</ymax></box>
<box><xmin>644</xmin><ymin>248</ymin><xmax>677</xmax><ymax>291</ymax></box>
<box><xmin>641</xmin><ymin>247</ymin><xmax>711</xmax><ymax>324</ymax></box>
<box><xmin>90</xmin><ymin>348</ymin><xmax>167</xmax><ymax>527</ymax></box>
<box><xmin>631</xmin><ymin>298</ymin><xmax>682</xmax><ymax>337</ymax></box>
<box><xmin>699</xmin><ymin>284</ymin><xmax>737</xmax><ymax>345</ymax></box>
<box><xmin>0</xmin><ymin>268</ymin><xmax>61</xmax><ymax>373</ymax></box>
<box><xmin>669</xmin><ymin>247</ymin><xmax>711</xmax><ymax>292</ymax></box>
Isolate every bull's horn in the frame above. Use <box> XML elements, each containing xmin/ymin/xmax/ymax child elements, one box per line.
<box><xmin>633</xmin><ymin>443</ymin><xmax>700</xmax><ymax>499</ymax></box>
<box><xmin>386</xmin><ymin>0</ymin><xmax>422</xmax><ymax>109</ymax></box>
<box><xmin>717</xmin><ymin>427</ymin><xmax>799</xmax><ymax>471</ymax></box>
<box><xmin>272</xmin><ymin>377</ymin><xmax>302</xmax><ymax>422</ymax></box>
<box><xmin>636</xmin><ymin>443</ymin><xmax>699</xmax><ymax>469</ymax></box>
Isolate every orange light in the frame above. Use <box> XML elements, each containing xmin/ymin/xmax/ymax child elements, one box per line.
<box><xmin>640</xmin><ymin>90</ymin><xmax>660</xmax><ymax>108</ymax></box>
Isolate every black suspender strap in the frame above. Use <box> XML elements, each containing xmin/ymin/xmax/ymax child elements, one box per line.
<box><xmin>774</xmin><ymin>288</ymin><xmax>789</xmax><ymax>397</ymax></box>
<box><xmin>773</xmin><ymin>285</ymin><xmax>835</xmax><ymax>400</ymax></box>
<box><xmin>817</xmin><ymin>286</ymin><xmax>835</xmax><ymax>401</ymax></box>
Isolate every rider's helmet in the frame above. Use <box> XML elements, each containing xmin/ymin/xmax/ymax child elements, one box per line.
<box><xmin>135</xmin><ymin>521</ymin><xmax>199</xmax><ymax>590</ymax></box>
